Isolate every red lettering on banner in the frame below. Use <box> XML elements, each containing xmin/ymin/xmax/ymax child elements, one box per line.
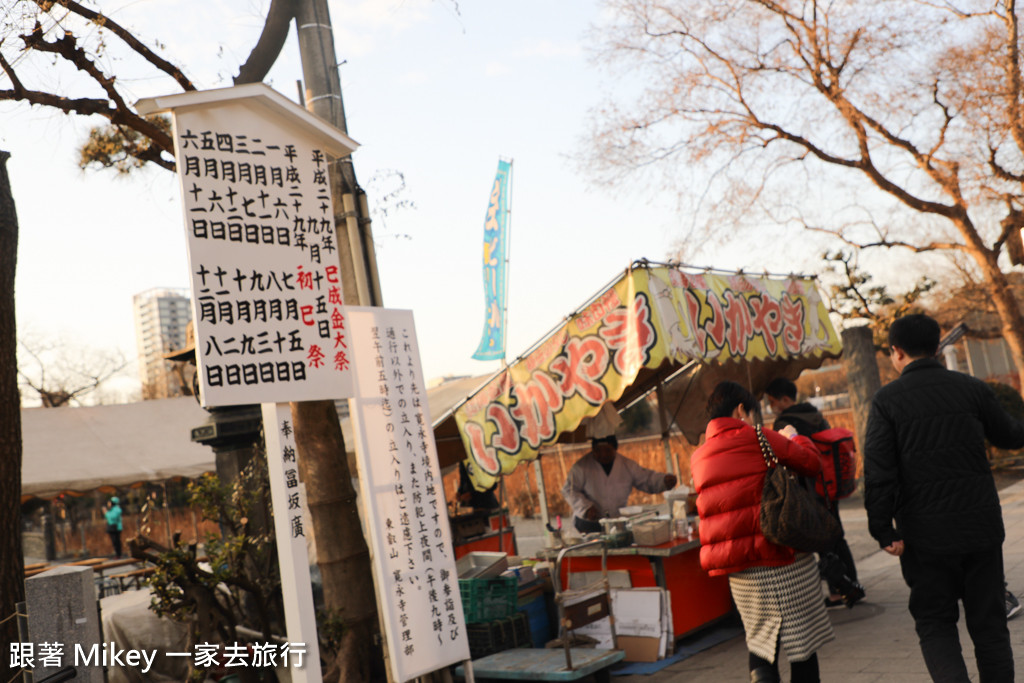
<box><xmin>683</xmin><ymin>290</ymin><xmax>708</xmax><ymax>356</ymax></box>
<box><xmin>525</xmin><ymin>329</ymin><xmax>568</xmax><ymax>372</ymax></box>
<box><xmin>600</xmin><ymin>294</ymin><xmax>657</xmax><ymax>376</ymax></box>
<box><xmin>575</xmin><ymin>288</ymin><xmax>621</xmax><ymax>332</ymax></box>
<box><xmin>549</xmin><ymin>337</ymin><xmax>610</xmax><ymax>406</ymax></box>
<box><xmin>780</xmin><ymin>295</ymin><xmax>806</xmax><ymax>355</ymax></box>
<box><xmin>463</xmin><ymin>372</ymin><xmax>511</xmax><ymax>419</ymax></box>
<box><xmin>723</xmin><ymin>291</ymin><xmax>753</xmax><ymax>356</ymax></box>
<box><xmin>749</xmin><ymin>295</ymin><xmax>783</xmax><ymax>356</ymax></box>
<box><xmin>487</xmin><ymin>403</ymin><xmax>520</xmax><ymax>454</ymax></box>
<box><xmin>465</xmin><ymin>422</ymin><xmax>500</xmax><ymax>474</ymax></box>
<box><xmin>510</xmin><ymin>372</ymin><xmax>562</xmax><ymax>449</ymax></box>
<box><xmin>704</xmin><ymin>292</ymin><xmax>727</xmax><ymax>350</ymax></box>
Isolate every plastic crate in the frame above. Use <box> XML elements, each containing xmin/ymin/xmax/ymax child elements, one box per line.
<box><xmin>460</xmin><ymin>576</ymin><xmax>518</xmax><ymax>624</ymax></box>
<box><xmin>518</xmin><ymin>593</ymin><xmax>552</xmax><ymax>647</ymax></box>
<box><xmin>467</xmin><ymin>612</ymin><xmax>532</xmax><ymax>659</ymax></box>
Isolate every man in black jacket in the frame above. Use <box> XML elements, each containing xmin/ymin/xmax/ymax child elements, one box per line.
<box><xmin>765</xmin><ymin>378</ymin><xmax>831</xmax><ymax>436</ymax></box>
<box><xmin>864</xmin><ymin>314</ymin><xmax>1024</xmax><ymax>682</ymax></box>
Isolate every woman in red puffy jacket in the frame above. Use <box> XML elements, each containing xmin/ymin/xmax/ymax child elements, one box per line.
<box><xmin>691</xmin><ymin>381</ymin><xmax>833</xmax><ymax>683</ymax></box>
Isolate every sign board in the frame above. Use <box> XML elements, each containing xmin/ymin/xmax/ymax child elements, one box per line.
<box><xmin>137</xmin><ymin>84</ymin><xmax>359</xmax><ymax>407</ymax></box>
<box><xmin>262</xmin><ymin>402</ymin><xmax>320</xmax><ymax>683</ymax></box>
<box><xmin>136</xmin><ymin>84</ymin><xmax>362</xmax><ymax>683</ymax></box>
<box><xmin>347</xmin><ymin>307</ymin><xmax>470</xmax><ymax>682</ymax></box>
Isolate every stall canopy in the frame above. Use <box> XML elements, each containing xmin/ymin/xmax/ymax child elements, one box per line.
<box><xmin>433</xmin><ymin>260</ymin><xmax>843</xmax><ymax>490</ymax></box>
<box><xmin>22</xmin><ymin>384</ymin><xmax>490</xmax><ymax>501</ymax></box>
<box><xmin>21</xmin><ymin>397</ymin><xmax>214</xmax><ymax>499</ymax></box>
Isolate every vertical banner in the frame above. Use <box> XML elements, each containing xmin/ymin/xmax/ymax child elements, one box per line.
<box><xmin>261</xmin><ymin>402</ymin><xmax>320</xmax><ymax>683</ymax></box>
<box><xmin>472</xmin><ymin>159</ymin><xmax>512</xmax><ymax>361</ymax></box>
<box><xmin>347</xmin><ymin>307</ymin><xmax>470</xmax><ymax>682</ymax></box>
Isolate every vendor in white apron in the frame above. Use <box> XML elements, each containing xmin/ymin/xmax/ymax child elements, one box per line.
<box><xmin>561</xmin><ymin>434</ymin><xmax>677</xmax><ymax>534</ymax></box>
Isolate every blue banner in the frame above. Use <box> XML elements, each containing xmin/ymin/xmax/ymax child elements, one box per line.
<box><xmin>472</xmin><ymin>160</ymin><xmax>511</xmax><ymax>361</ymax></box>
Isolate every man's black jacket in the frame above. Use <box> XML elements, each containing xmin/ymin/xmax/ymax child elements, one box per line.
<box><xmin>864</xmin><ymin>358</ymin><xmax>1024</xmax><ymax>553</ymax></box>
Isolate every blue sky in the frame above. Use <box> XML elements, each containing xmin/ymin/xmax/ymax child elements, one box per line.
<box><xmin>1</xmin><ymin>0</ymin><xmax>828</xmax><ymax>395</ymax></box>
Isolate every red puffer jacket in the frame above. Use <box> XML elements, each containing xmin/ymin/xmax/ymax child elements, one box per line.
<box><xmin>691</xmin><ymin>417</ymin><xmax>822</xmax><ymax>576</ymax></box>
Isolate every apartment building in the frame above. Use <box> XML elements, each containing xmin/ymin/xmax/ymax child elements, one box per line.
<box><xmin>133</xmin><ymin>287</ymin><xmax>193</xmax><ymax>398</ymax></box>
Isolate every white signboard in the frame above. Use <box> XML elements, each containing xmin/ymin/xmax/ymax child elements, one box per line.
<box><xmin>161</xmin><ymin>89</ymin><xmax>355</xmax><ymax>406</ymax></box>
<box><xmin>261</xmin><ymin>402</ymin><xmax>321</xmax><ymax>683</ymax></box>
<box><xmin>347</xmin><ymin>307</ymin><xmax>470</xmax><ymax>682</ymax></box>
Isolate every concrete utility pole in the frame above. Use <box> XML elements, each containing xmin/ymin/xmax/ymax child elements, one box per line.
<box><xmin>295</xmin><ymin>0</ymin><xmax>383</xmax><ymax>307</ymax></box>
<box><xmin>291</xmin><ymin>3</ymin><xmax>389</xmax><ymax>681</ymax></box>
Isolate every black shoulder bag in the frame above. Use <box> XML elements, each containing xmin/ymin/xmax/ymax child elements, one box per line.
<box><xmin>756</xmin><ymin>424</ymin><xmax>842</xmax><ymax>553</ymax></box>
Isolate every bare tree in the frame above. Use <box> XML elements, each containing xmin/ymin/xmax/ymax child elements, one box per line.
<box><xmin>588</xmin><ymin>0</ymin><xmax>1024</xmax><ymax>386</ymax></box>
<box><xmin>17</xmin><ymin>336</ymin><xmax>131</xmax><ymax>407</ymax></box>
<box><xmin>0</xmin><ymin>152</ymin><xmax>22</xmax><ymax>683</ymax></box>
<box><xmin>0</xmin><ymin>0</ymin><xmax>298</xmax><ymax>172</ymax></box>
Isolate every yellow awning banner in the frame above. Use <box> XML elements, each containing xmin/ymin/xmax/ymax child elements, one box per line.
<box><xmin>455</xmin><ymin>264</ymin><xmax>841</xmax><ymax>490</ymax></box>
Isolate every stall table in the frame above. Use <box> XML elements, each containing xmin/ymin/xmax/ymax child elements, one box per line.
<box><xmin>452</xmin><ymin>509</ymin><xmax>517</xmax><ymax>560</ymax></box>
<box><xmin>538</xmin><ymin>535</ymin><xmax>733</xmax><ymax>640</ymax></box>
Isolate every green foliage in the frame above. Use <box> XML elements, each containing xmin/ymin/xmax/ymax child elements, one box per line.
<box><xmin>144</xmin><ymin>446</ymin><xmax>283</xmax><ymax>651</ymax></box>
<box><xmin>824</xmin><ymin>250</ymin><xmax>935</xmax><ymax>350</ymax></box>
<box><xmin>79</xmin><ymin>116</ymin><xmax>173</xmax><ymax>174</ymax></box>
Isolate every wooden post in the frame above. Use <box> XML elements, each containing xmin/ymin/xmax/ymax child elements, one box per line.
<box><xmin>655</xmin><ymin>384</ymin><xmax>677</xmax><ymax>477</ymax></box>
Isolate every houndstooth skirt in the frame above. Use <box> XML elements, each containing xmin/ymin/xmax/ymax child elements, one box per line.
<box><xmin>728</xmin><ymin>553</ymin><xmax>834</xmax><ymax>663</ymax></box>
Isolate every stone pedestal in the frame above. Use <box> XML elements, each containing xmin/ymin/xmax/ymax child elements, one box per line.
<box><xmin>25</xmin><ymin>565</ymin><xmax>102</xmax><ymax>682</ymax></box>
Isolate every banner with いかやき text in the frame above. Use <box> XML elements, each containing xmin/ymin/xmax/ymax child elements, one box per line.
<box><xmin>455</xmin><ymin>265</ymin><xmax>841</xmax><ymax>491</ymax></box>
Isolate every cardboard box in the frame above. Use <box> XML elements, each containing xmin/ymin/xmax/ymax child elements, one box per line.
<box><xmin>617</xmin><ymin>635</ymin><xmax>662</xmax><ymax>663</ymax></box>
<box><xmin>571</xmin><ymin>587</ymin><xmax>671</xmax><ymax>661</ymax></box>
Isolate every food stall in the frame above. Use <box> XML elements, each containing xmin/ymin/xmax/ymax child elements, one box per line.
<box><xmin>433</xmin><ymin>259</ymin><xmax>843</xmax><ymax>648</ymax></box>
<box><xmin>450</xmin><ymin>508</ymin><xmax>517</xmax><ymax>559</ymax></box>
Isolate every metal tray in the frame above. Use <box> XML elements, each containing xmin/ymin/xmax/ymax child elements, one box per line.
<box><xmin>456</xmin><ymin>551</ymin><xmax>509</xmax><ymax>579</ymax></box>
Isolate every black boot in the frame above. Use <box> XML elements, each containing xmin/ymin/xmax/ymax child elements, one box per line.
<box><xmin>843</xmin><ymin>579</ymin><xmax>866</xmax><ymax>607</ymax></box>
<box><xmin>750</xmin><ymin>665</ymin><xmax>781</xmax><ymax>683</ymax></box>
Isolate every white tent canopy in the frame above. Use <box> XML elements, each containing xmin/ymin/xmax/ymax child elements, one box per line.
<box><xmin>21</xmin><ymin>377</ymin><xmax>492</xmax><ymax>499</ymax></box>
<box><xmin>21</xmin><ymin>397</ymin><xmax>214</xmax><ymax>498</ymax></box>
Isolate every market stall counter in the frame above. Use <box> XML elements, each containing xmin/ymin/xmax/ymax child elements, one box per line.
<box><xmin>537</xmin><ymin>534</ymin><xmax>733</xmax><ymax>640</ymax></box>
<box><xmin>451</xmin><ymin>508</ymin><xmax>517</xmax><ymax>560</ymax></box>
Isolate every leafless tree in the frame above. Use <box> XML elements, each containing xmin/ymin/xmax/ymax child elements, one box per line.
<box><xmin>0</xmin><ymin>151</ymin><xmax>22</xmax><ymax>682</ymax></box>
<box><xmin>588</xmin><ymin>0</ymin><xmax>1024</xmax><ymax>386</ymax></box>
<box><xmin>17</xmin><ymin>336</ymin><xmax>131</xmax><ymax>407</ymax></box>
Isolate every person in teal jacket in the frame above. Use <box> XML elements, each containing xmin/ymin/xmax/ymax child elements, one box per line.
<box><xmin>104</xmin><ymin>496</ymin><xmax>123</xmax><ymax>558</ymax></box>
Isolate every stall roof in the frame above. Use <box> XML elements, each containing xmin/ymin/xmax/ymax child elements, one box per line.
<box><xmin>434</xmin><ymin>260</ymin><xmax>844</xmax><ymax>489</ymax></box>
<box><xmin>22</xmin><ymin>378</ymin><xmax>493</xmax><ymax>500</ymax></box>
<box><xmin>21</xmin><ymin>397</ymin><xmax>213</xmax><ymax>499</ymax></box>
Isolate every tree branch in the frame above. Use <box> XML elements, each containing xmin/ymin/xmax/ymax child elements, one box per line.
<box><xmin>803</xmin><ymin>223</ymin><xmax>961</xmax><ymax>252</ymax></box>
<box><xmin>31</xmin><ymin>0</ymin><xmax>195</xmax><ymax>92</ymax></box>
<box><xmin>235</xmin><ymin>0</ymin><xmax>299</xmax><ymax>85</ymax></box>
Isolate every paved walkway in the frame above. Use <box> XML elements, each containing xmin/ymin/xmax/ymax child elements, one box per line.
<box><xmin>611</xmin><ymin>478</ymin><xmax>1024</xmax><ymax>682</ymax></box>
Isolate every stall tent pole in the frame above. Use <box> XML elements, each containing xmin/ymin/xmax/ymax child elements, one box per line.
<box><xmin>533</xmin><ymin>459</ymin><xmax>549</xmax><ymax>530</ymax></box>
<box><xmin>655</xmin><ymin>383</ymin><xmax>678</xmax><ymax>477</ymax></box>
